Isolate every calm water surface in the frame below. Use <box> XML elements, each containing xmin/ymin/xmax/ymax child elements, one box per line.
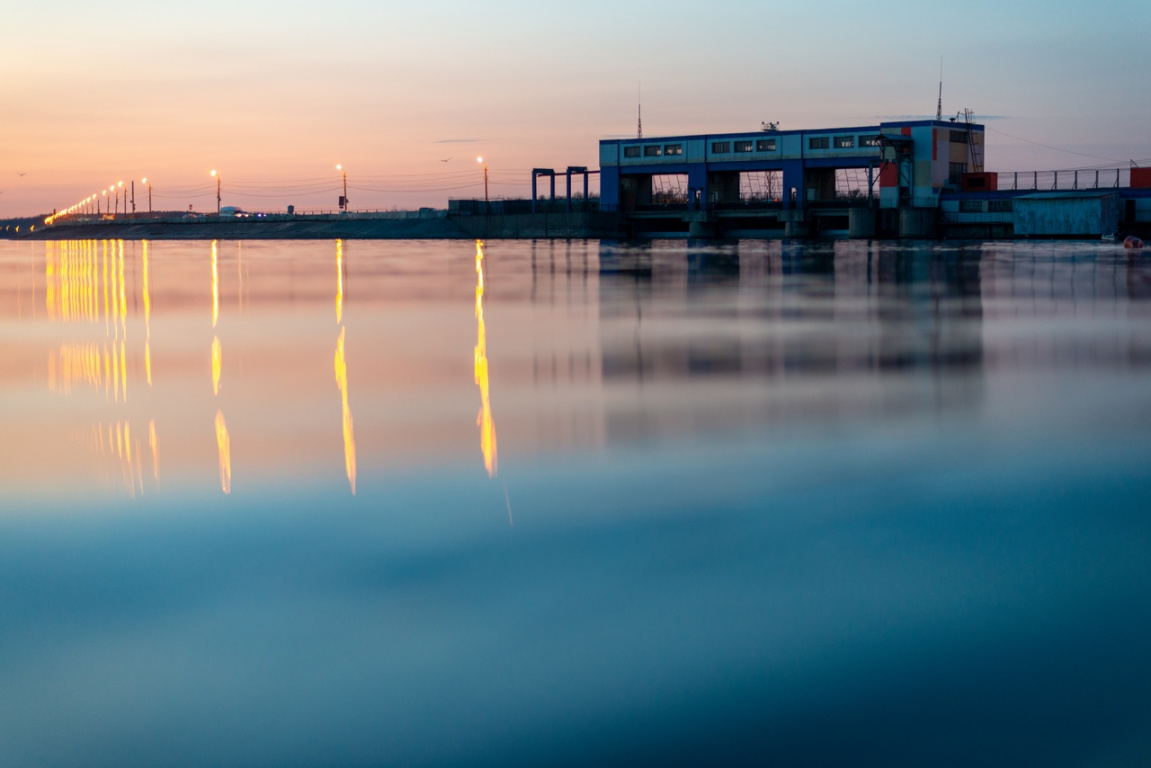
<box><xmin>1</xmin><ymin>238</ymin><xmax>1150</xmax><ymax>766</ymax></box>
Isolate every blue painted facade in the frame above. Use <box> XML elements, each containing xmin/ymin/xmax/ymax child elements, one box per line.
<box><xmin>599</xmin><ymin>120</ymin><xmax>986</xmax><ymax>212</ymax></box>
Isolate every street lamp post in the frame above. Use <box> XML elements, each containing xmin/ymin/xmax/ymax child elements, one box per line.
<box><xmin>118</xmin><ymin>181</ymin><xmax>124</xmax><ymax>216</ymax></box>
<box><xmin>477</xmin><ymin>157</ymin><xmax>489</xmax><ymax>207</ymax></box>
<box><xmin>337</xmin><ymin>164</ymin><xmax>348</xmax><ymax>212</ymax></box>
<box><xmin>131</xmin><ymin>181</ymin><xmax>136</xmax><ymax>215</ymax></box>
<box><xmin>211</xmin><ymin>170</ymin><xmax>220</xmax><ymax>215</ymax></box>
<box><xmin>142</xmin><ymin>178</ymin><xmax>152</xmax><ymax>215</ymax></box>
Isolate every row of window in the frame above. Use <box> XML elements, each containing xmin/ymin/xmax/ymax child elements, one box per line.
<box><xmin>711</xmin><ymin>139</ymin><xmax>777</xmax><ymax>154</ymax></box>
<box><xmin>959</xmin><ymin>199</ymin><xmax>1012</xmax><ymax>213</ymax></box>
<box><xmin>806</xmin><ymin>135</ymin><xmax>882</xmax><ymax>151</ymax></box>
<box><xmin>624</xmin><ymin>143</ymin><xmax>683</xmax><ymax>158</ymax></box>
<box><xmin>623</xmin><ymin>133</ymin><xmax>885</xmax><ymax>159</ymax></box>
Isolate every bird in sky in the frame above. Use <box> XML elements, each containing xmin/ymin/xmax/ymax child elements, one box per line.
<box><xmin>16</xmin><ymin>172</ymin><xmax>26</xmax><ymax>177</ymax></box>
<box><xmin>440</xmin><ymin>158</ymin><xmax>451</xmax><ymax>163</ymax></box>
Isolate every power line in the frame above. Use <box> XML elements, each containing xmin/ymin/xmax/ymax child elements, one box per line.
<box><xmin>984</xmin><ymin>126</ymin><xmax>1127</xmax><ymax>163</ymax></box>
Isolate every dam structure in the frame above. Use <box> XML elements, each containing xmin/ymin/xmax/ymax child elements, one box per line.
<box><xmin>598</xmin><ymin>118</ymin><xmax>985</xmax><ymax>238</ymax></box>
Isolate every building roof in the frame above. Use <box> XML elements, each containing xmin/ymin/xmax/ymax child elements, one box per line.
<box><xmin>1014</xmin><ymin>191</ymin><xmax>1119</xmax><ymax>200</ymax></box>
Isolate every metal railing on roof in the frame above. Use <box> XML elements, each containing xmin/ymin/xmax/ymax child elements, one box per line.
<box><xmin>997</xmin><ymin>168</ymin><xmax>1130</xmax><ymax>191</ymax></box>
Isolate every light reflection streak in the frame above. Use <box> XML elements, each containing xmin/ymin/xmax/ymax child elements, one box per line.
<box><xmin>212</xmin><ymin>336</ymin><xmax>222</xmax><ymax>395</ymax></box>
<box><xmin>474</xmin><ymin>240</ymin><xmax>498</xmax><ymax>477</ymax></box>
<box><xmin>89</xmin><ymin>419</ymin><xmax>150</xmax><ymax>497</ymax></box>
<box><xmin>112</xmin><ymin>340</ymin><xmax>120</xmax><ymax>402</ymax></box>
<box><xmin>48</xmin><ymin>344</ymin><xmax>104</xmax><ymax>393</ymax></box>
<box><xmin>42</xmin><ymin>240</ymin><xmax>161</xmax><ymax>496</ymax></box>
<box><xmin>149</xmin><ymin>419</ymin><xmax>159</xmax><ymax>481</ymax></box>
<box><xmin>211</xmin><ymin>239</ymin><xmax>219</xmax><ymax>328</ymax></box>
<box><xmin>119</xmin><ymin>338</ymin><xmax>127</xmax><ymax>403</ymax></box>
<box><xmin>102</xmin><ymin>241</ymin><xmax>109</xmax><ymax>331</ymax></box>
<box><xmin>334</xmin><ymin>327</ymin><xmax>356</xmax><ymax>494</ymax></box>
<box><xmin>336</xmin><ymin>239</ymin><xmax>344</xmax><ymax>324</ymax></box>
<box><xmin>143</xmin><ymin>240</ymin><xmax>152</xmax><ymax>385</ymax></box>
<box><xmin>117</xmin><ymin>241</ymin><xmax>126</xmax><ymax>327</ymax></box>
<box><xmin>215</xmin><ymin>411</ymin><xmax>231</xmax><ymax>494</ymax></box>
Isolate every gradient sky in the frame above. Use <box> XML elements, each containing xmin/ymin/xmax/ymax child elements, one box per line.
<box><xmin>2</xmin><ymin>0</ymin><xmax>1148</xmax><ymax>216</ymax></box>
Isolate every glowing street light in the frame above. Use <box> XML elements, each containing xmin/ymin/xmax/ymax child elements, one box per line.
<box><xmin>477</xmin><ymin>157</ymin><xmax>489</xmax><ymax>206</ymax></box>
<box><xmin>141</xmin><ymin>178</ymin><xmax>152</xmax><ymax>215</ymax></box>
<box><xmin>336</xmin><ymin>164</ymin><xmax>348</xmax><ymax>213</ymax></box>
<box><xmin>211</xmin><ymin>170</ymin><xmax>220</xmax><ymax>215</ymax></box>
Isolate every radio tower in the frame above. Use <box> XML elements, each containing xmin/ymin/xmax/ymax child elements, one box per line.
<box><xmin>637</xmin><ymin>83</ymin><xmax>643</xmax><ymax>139</ymax></box>
<box><xmin>936</xmin><ymin>58</ymin><xmax>943</xmax><ymax>120</ymax></box>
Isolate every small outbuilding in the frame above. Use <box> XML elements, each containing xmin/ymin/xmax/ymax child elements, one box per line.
<box><xmin>1013</xmin><ymin>191</ymin><xmax>1120</xmax><ymax>237</ymax></box>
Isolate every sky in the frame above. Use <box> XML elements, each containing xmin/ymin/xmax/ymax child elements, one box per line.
<box><xmin>2</xmin><ymin>0</ymin><xmax>1149</xmax><ymax>217</ymax></box>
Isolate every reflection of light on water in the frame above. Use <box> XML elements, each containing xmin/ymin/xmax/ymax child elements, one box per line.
<box><xmin>149</xmin><ymin>419</ymin><xmax>159</xmax><ymax>481</ymax></box>
<box><xmin>41</xmin><ymin>240</ymin><xmax>158</xmax><ymax>497</ymax></box>
<box><xmin>117</xmin><ymin>241</ymin><xmax>126</xmax><ymax>324</ymax></box>
<box><xmin>102</xmin><ymin>241</ymin><xmax>109</xmax><ymax>330</ymax></box>
<box><xmin>48</xmin><ymin>344</ymin><xmax>103</xmax><ymax>393</ymax></box>
<box><xmin>112</xmin><ymin>338</ymin><xmax>120</xmax><ymax>402</ymax></box>
<box><xmin>212</xmin><ymin>336</ymin><xmax>222</xmax><ymax>395</ymax></box>
<box><xmin>44</xmin><ymin>240</ymin><xmax>111</xmax><ymax>323</ymax></box>
<box><xmin>119</xmin><ymin>338</ymin><xmax>127</xmax><ymax>403</ymax></box>
<box><xmin>211</xmin><ymin>239</ymin><xmax>219</xmax><ymax>328</ymax></box>
<box><xmin>143</xmin><ymin>240</ymin><xmax>152</xmax><ymax>386</ymax></box>
<box><xmin>43</xmin><ymin>240</ymin><xmax>131</xmax><ymax>402</ymax></box>
<box><xmin>334</xmin><ymin>327</ymin><xmax>356</xmax><ymax>494</ymax></box>
<box><xmin>215</xmin><ymin>410</ymin><xmax>231</xmax><ymax>494</ymax></box>
<box><xmin>336</xmin><ymin>239</ymin><xmax>344</xmax><ymax>325</ymax></box>
<box><xmin>474</xmin><ymin>240</ymin><xmax>498</xmax><ymax>477</ymax></box>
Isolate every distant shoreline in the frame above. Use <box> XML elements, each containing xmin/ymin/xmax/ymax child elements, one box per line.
<box><xmin>0</xmin><ymin>210</ymin><xmax>622</xmax><ymax>241</ymax></box>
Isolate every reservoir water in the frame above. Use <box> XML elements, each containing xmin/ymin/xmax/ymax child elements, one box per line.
<box><xmin>2</xmin><ymin>238</ymin><xmax>1150</xmax><ymax>766</ymax></box>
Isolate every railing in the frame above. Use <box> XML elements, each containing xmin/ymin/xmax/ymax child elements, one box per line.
<box><xmin>996</xmin><ymin>168</ymin><xmax>1131</xmax><ymax>192</ymax></box>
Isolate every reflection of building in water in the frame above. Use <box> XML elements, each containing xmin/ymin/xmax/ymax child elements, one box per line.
<box><xmin>980</xmin><ymin>244</ymin><xmax>1151</xmax><ymax>370</ymax></box>
<box><xmin>596</xmin><ymin>240</ymin><xmax>986</xmax><ymax>437</ymax></box>
<box><xmin>522</xmin><ymin>239</ymin><xmax>606</xmax><ymax>451</ymax></box>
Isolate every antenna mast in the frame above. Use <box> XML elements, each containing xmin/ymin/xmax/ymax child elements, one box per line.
<box><xmin>936</xmin><ymin>57</ymin><xmax>943</xmax><ymax>120</ymax></box>
<box><xmin>637</xmin><ymin>83</ymin><xmax>643</xmax><ymax>139</ymax></box>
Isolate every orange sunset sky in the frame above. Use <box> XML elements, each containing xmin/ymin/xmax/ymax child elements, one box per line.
<box><xmin>2</xmin><ymin>0</ymin><xmax>1148</xmax><ymax>217</ymax></box>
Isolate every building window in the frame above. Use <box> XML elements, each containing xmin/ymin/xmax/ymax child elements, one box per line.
<box><xmin>960</xmin><ymin>200</ymin><xmax>984</xmax><ymax>213</ymax></box>
<box><xmin>988</xmin><ymin>200</ymin><xmax>1014</xmax><ymax>213</ymax></box>
<box><xmin>643</xmin><ymin>145</ymin><xmax>662</xmax><ymax>157</ymax></box>
<box><xmin>950</xmin><ymin>130</ymin><xmax>970</xmax><ymax>144</ymax></box>
<box><xmin>834</xmin><ymin>136</ymin><xmax>854</xmax><ymax>149</ymax></box>
<box><xmin>808</xmin><ymin>137</ymin><xmax>829</xmax><ymax>150</ymax></box>
<box><xmin>711</xmin><ymin>141</ymin><xmax>731</xmax><ymax>154</ymax></box>
<box><xmin>949</xmin><ymin>162</ymin><xmax>968</xmax><ymax>184</ymax></box>
<box><xmin>664</xmin><ymin>144</ymin><xmax>683</xmax><ymax>156</ymax></box>
<box><xmin>860</xmin><ymin>136</ymin><xmax>881</xmax><ymax>147</ymax></box>
<box><xmin>756</xmin><ymin>139</ymin><xmax>776</xmax><ymax>152</ymax></box>
<box><xmin>624</xmin><ymin>146</ymin><xmax>641</xmax><ymax>158</ymax></box>
<box><xmin>734</xmin><ymin>140</ymin><xmax>754</xmax><ymax>153</ymax></box>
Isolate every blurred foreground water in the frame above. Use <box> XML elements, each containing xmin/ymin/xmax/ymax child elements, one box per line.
<box><xmin>1</xmin><ymin>238</ymin><xmax>1150</xmax><ymax>766</ymax></box>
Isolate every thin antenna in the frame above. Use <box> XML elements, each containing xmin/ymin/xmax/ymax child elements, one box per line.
<box><xmin>637</xmin><ymin>82</ymin><xmax>643</xmax><ymax>139</ymax></box>
<box><xmin>936</xmin><ymin>57</ymin><xmax>943</xmax><ymax>120</ymax></box>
